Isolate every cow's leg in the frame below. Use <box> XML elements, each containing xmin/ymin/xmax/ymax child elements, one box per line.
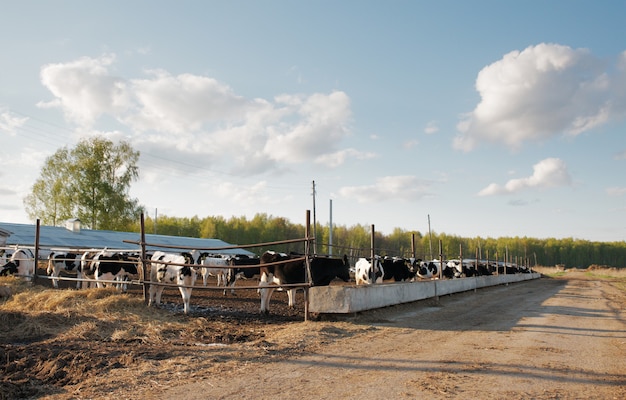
<box><xmin>259</xmin><ymin>285</ymin><xmax>275</xmax><ymax>314</ymax></box>
<box><xmin>201</xmin><ymin>268</ymin><xmax>209</xmax><ymax>287</ymax></box>
<box><xmin>179</xmin><ymin>287</ymin><xmax>193</xmax><ymax>314</ymax></box>
<box><xmin>286</xmin><ymin>288</ymin><xmax>297</xmax><ymax>307</ymax></box>
<box><xmin>149</xmin><ymin>284</ymin><xmax>164</xmax><ymax>306</ymax></box>
<box><xmin>51</xmin><ymin>270</ymin><xmax>60</xmax><ymax>288</ymax></box>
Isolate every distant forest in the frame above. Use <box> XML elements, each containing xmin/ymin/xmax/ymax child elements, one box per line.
<box><xmin>129</xmin><ymin>213</ymin><xmax>626</xmax><ymax>268</ymax></box>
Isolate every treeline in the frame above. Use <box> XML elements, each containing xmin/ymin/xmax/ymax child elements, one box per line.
<box><xmin>129</xmin><ymin>213</ymin><xmax>626</xmax><ymax>268</ymax></box>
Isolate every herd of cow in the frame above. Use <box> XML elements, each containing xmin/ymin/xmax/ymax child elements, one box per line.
<box><xmin>0</xmin><ymin>247</ymin><xmax>532</xmax><ymax>315</ymax></box>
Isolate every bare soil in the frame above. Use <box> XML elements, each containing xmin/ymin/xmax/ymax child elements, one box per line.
<box><xmin>1</xmin><ymin>267</ymin><xmax>625</xmax><ymax>399</ymax></box>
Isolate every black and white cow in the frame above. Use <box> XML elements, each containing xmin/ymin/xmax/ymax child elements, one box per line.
<box><xmin>495</xmin><ymin>262</ymin><xmax>520</xmax><ymax>275</ymax></box>
<box><xmin>444</xmin><ymin>260</ymin><xmax>464</xmax><ymax>279</ymax></box>
<box><xmin>382</xmin><ymin>257</ymin><xmax>417</xmax><ymax>282</ymax></box>
<box><xmin>229</xmin><ymin>254</ymin><xmax>261</xmax><ymax>280</ymax></box>
<box><xmin>149</xmin><ymin>250</ymin><xmax>200</xmax><ymax>314</ymax></box>
<box><xmin>416</xmin><ymin>260</ymin><xmax>440</xmax><ymax>279</ymax></box>
<box><xmin>354</xmin><ymin>256</ymin><xmax>384</xmax><ymax>285</ymax></box>
<box><xmin>47</xmin><ymin>251</ymin><xmax>81</xmax><ymax>288</ymax></box>
<box><xmin>77</xmin><ymin>251</ymin><xmax>101</xmax><ymax>289</ymax></box>
<box><xmin>94</xmin><ymin>252</ymin><xmax>139</xmax><ymax>291</ymax></box>
<box><xmin>258</xmin><ymin>251</ymin><xmax>351</xmax><ymax>314</ymax></box>
<box><xmin>0</xmin><ymin>248</ymin><xmax>35</xmax><ymax>281</ymax></box>
<box><xmin>0</xmin><ymin>261</ymin><xmax>18</xmax><ymax>276</ymax></box>
<box><xmin>199</xmin><ymin>253</ymin><xmax>234</xmax><ymax>294</ymax></box>
<box><xmin>310</xmin><ymin>254</ymin><xmax>351</xmax><ymax>286</ymax></box>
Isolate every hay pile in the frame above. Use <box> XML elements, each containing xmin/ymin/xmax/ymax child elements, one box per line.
<box><xmin>0</xmin><ymin>277</ymin><xmax>269</xmax><ymax>399</ymax></box>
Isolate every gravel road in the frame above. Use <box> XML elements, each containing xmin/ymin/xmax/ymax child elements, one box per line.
<box><xmin>161</xmin><ymin>271</ymin><xmax>626</xmax><ymax>400</ymax></box>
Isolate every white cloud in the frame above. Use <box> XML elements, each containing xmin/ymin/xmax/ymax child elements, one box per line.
<box><xmin>424</xmin><ymin>120</ymin><xmax>439</xmax><ymax>134</ymax></box>
<box><xmin>0</xmin><ymin>109</ymin><xmax>28</xmax><ymax>135</ymax></box>
<box><xmin>478</xmin><ymin>158</ymin><xmax>572</xmax><ymax>196</ymax></box>
<box><xmin>37</xmin><ymin>55</ymin><xmax>354</xmax><ymax>176</ymax></box>
<box><xmin>38</xmin><ymin>54</ymin><xmax>130</xmax><ymax>127</ymax></box>
<box><xmin>315</xmin><ymin>148</ymin><xmax>377</xmax><ymax>168</ymax></box>
<box><xmin>215</xmin><ymin>180</ymin><xmax>279</xmax><ymax>207</ymax></box>
<box><xmin>607</xmin><ymin>186</ymin><xmax>626</xmax><ymax>196</ymax></box>
<box><xmin>455</xmin><ymin>43</ymin><xmax>626</xmax><ymax>152</ymax></box>
<box><xmin>264</xmin><ymin>91</ymin><xmax>352</xmax><ymax>163</ymax></box>
<box><xmin>615</xmin><ymin>150</ymin><xmax>626</xmax><ymax>160</ymax></box>
<box><xmin>339</xmin><ymin>175</ymin><xmax>434</xmax><ymax>203</ymax></box>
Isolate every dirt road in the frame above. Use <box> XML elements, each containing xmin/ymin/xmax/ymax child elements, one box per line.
<box><xmin>161</xmin><ymin>271</ymin><xmax>626</xmax><ymax>399</ymax></box>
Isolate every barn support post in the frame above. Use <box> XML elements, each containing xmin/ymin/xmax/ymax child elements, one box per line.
<box><xmin>140</xmin><ymin>213</ymin><xmax>148</xmax><ymax>304</ymax></box>
<box><xmin>33</xmin><ymin>219</ymin><xmax>40</xmax><ymax>284</ymax></box>
<box><xmin>411</xmin><ymin>233</ymin><xmax>416</xmax><ymax>259</ymax></box>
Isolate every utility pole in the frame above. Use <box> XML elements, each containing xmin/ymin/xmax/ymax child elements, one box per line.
<box><xmin>312</xmin><ymin>180</ymin><xmax>317</xmax><ymax>255</ymax></box>
<box><xmin>428</xmin><ymin>214</ymin><xmax>433</xmax><ymax>260</ymax></box>
<box><xmin>329</xmin><ymin>199</ymin><xmax>333</xmax><ymax>256</ymax></box>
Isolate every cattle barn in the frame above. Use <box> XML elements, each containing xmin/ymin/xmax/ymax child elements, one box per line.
<box><xmin>0</xmin><ymin>220</ymin><xmax>255</xmax><ymax>258</ymax></box>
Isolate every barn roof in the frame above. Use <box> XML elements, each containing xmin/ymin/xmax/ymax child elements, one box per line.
<box><xmin>0</xmin><ymin>222</ymin><xmax>256</xmax><ymax>257</ymax></box>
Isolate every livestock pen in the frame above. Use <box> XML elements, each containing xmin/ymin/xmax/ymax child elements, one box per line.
<box><xmin>1</xmin><ymin>214</ymin><xmax>540</xmax><ymax>321</ymax></box>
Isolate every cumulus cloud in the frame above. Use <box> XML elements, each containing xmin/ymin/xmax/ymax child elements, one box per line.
<box><xmin>37</xmin><ymin>55</ymin><xmax>355</xmax><ymax>176</ymax></box>
<box><xmin>339</xmin><ymin>175</ymin><xmax>434</xmax><ymax>203</ymax></box>
<box><xmin>615</xmin><ymin>150</ymin><xmax>626</xmax><ymax>160</ymax></box>
<box><xmin>38</xmin><ymin>55</ymin><xmax>130</xmax><ymax>127</ymax></box>
<box><xmin>455</xmin><ymin>43</ymin><xmax>626</xmax><ymax>152</ymax></box>
<box><xmin>478</xmin><ymin>158</ymin><xmax>572</xmax><ymax>196</ymax></box>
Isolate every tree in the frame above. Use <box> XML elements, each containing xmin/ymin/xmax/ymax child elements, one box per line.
<box><xmin>24</xmin><ymin>136</ymin><xmax>143</xmax><ymax>231</ymax></box>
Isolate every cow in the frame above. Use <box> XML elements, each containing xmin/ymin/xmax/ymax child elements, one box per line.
<box><xmin>258</xmin><ymin>251</ymin><xmax>351</xmax><ymax>314</ymax></box>
<box><xmin>78</xmin><ymin>251</ymin><xmax>101</xmax><ymax>289</ymax></box>
<box><xmin>0</xmin><ymin>248</ymin><xmax>35</xmax><ymax>281</ymax></box>
<box><xmin>47</xmin><ymin>251</ymin><xmax>81</xmax><ymax>288</ymax></box>
<box><xmin>148</xmin><ymin>250</ymin><xmax>200</xmax><ymax>314</ymax></box>
<box><xmin>495</xmin><ymin>262</ymin><xmax>520</xmax><ymax>275</ymax></box>
<box><xmin>310</xmin><ymin>254</ymin><xmax>351</xmax><ymax>286</ymax></box>
<box><xmin>445</xmin><ymin>260</ymin><xmax>464</xmax><ymax>279</ymax></box>
<box><xmin>199</xmin><ymin>253</ymin><xmax>235</xmax><ymax>294</ymax></box>
<box><xmin>381</xmin><ymin>257</ymin><xmax>417</xmax><ymax>282</ymax></box>
<box><xmin>0</xmin><ymin>261</ymin><xmax>18</xmax><ymax>276</ymax></box>
<box><xmin>416</xmin><ymin>260</ymin><xmax>440</xmax><ymax>279</ymax></box>
<box><xmin>94</xmin><ymin>252</ymin><xmax>139</xmax><ymax>291</ymax></box>
<box><xmin>354</xmin><ymin>256</ymin><xmax>384</xmax><ymax>285</ymax></box>
<box><xmin>229</xmin><ymin>254</ymin><xmax>261</xmax><ymax>280</ymax></box>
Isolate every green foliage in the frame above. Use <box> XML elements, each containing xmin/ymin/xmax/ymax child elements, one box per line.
<box><xmin>130</xmin><ymin>212</ymin><xmax>626</xmax><ymax>268</ymax></box>
<box><xmin>24</xmin><ymin>136</ymin><xmax>143</xmax><ymax>231</ymax></box>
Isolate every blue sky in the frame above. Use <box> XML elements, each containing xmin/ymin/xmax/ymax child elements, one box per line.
<box><xmin>1</xmin><ymin>1</ymin><xmax>625</xmax><ymax>242</ymax></box>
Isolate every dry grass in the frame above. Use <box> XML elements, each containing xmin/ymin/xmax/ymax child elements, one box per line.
<box><xmin>0</xmin><ymin>276</ymin><xmax>241</xmax><ymax>351</ymax></box>
<box><xmin>533</xmin><ymin>265</ymin><xmax>626</xmax><ymax>294</ymax></box>
<box><xmin>0</xmin><ymin>276</ymin><xmax>288</xmax><ymax>399</ymax></box>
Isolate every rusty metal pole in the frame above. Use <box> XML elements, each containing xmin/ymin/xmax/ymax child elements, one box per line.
<box><xmin>370</xmin><ymin>224</ymin><xmax>375</xmax><ymax>270</ymax></box>
<box><xmin>140</xmin><ymin>213</ymin><xmax>148</xmax><ymax>304</ymax></box>
<box><xmin>304</xmin><ymin>210</ymin><xmax>312</xmax><ymax>321</ymax></box>
<box><xmin>33</xmin><ymin>219</ymin><xmax>40</xmax><ymax>284</ymax></box>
